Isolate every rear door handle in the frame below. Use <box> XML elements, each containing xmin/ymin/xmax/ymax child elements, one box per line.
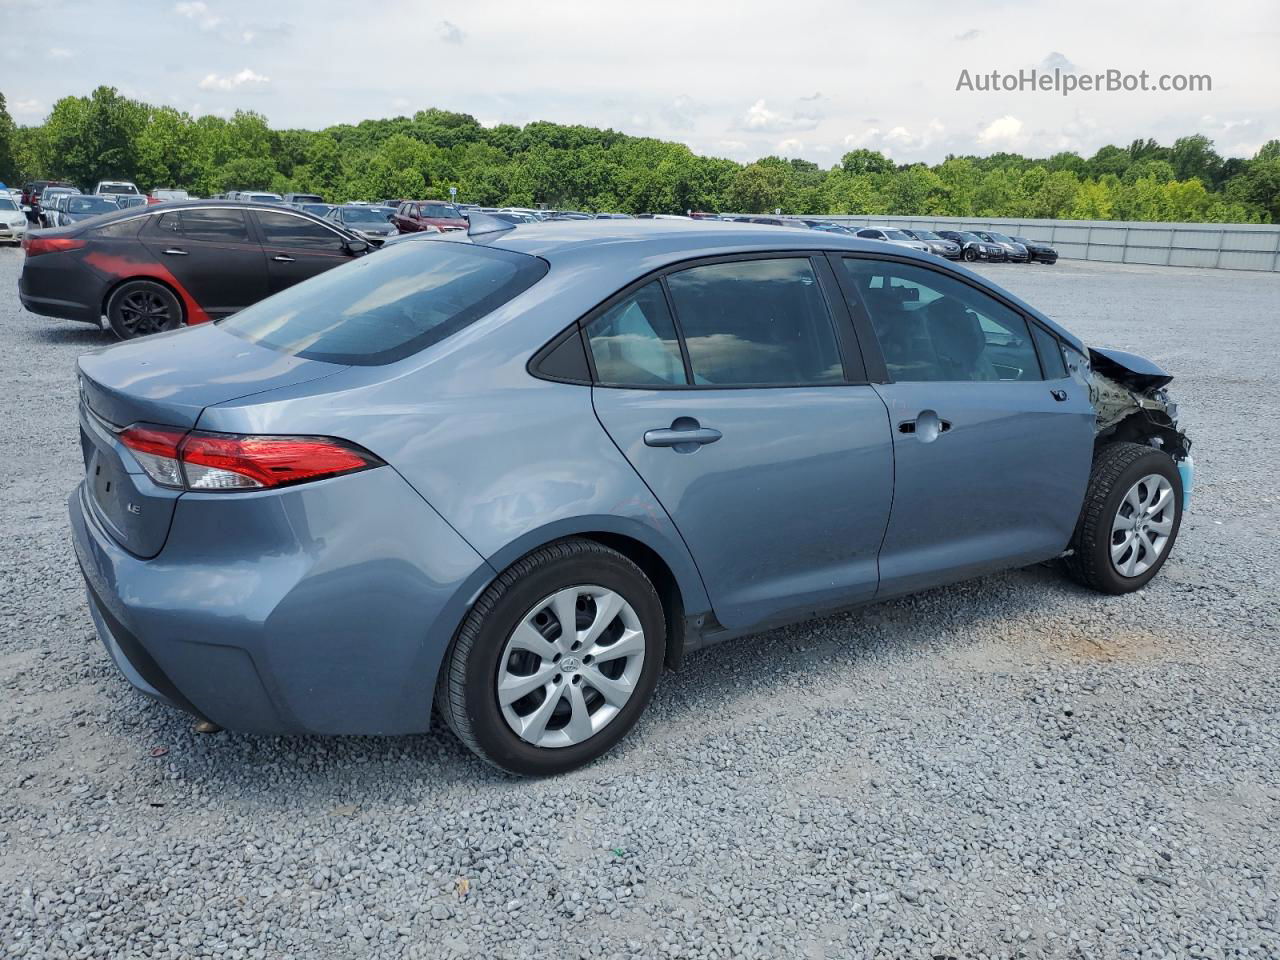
<box><xmin>1050</xmin><ymin>388</ymin><xmax>1069</xmax><ymax>402</ymax></box>
<box><xmin>162</xmin><ymin>248</ymin><xmax>188</xmax><ymax>256</ymax></box>
<box><xmin>644</xmin><ymin>417</ymin><xmax>722</xmax><ymax>451</ymax></box>
<box><xmin>272</xmin><ymin>254</ymin><xmax>296</xmax><ymax>263</ymax></box>
<box><xmin>898</xmin><ymin>409</ymin><xmax>951</xmax><ymax>442</ymax></box>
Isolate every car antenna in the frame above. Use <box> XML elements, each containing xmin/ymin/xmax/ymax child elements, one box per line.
<box><xmin>467</xmin><ymin>211</ymin><xmax>516</xmax><ymax>237</ymax></box>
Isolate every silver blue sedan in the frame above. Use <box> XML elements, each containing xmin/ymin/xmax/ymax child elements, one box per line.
<box><xmin>70</xmin><ymin>217</ymin><xmax>1192</xmax><ymax>774</ymax></box>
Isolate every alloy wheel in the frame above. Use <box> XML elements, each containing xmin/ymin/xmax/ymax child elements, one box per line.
<box><xmin>117</xmin><ymin>289</ymin><xmax>177</xmax><ymax>336</ymax></box>
<box><xmin>1110</xmin><ymin>473</ymin><xmax>1176</xmax><ymax>577</ymax></box>
<box><xmin>496</xmin><ymin>585</ymin><xmax>646</xmax><ymax>748</ymax></box>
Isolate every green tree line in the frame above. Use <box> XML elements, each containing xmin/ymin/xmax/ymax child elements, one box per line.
<box><xmin>2</xmin><ymin>87</ymin><xmax>1278</xmax><ymax>223</ymax></box>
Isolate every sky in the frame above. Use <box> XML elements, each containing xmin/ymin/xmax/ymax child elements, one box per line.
<box><xmin>3</xmin><ymin>0</ymin><xmax>1277</xmax><ymax>165</ymax></box>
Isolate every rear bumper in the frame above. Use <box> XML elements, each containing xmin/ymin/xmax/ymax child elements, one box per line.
<box><xmin>69</xmin><ymin>467</ymin><xmax>495</xmax><ymax>735</ymax></box>
<box><xmin>18</xmin><ymin>270</ymin><xmax>102</xmax><ymax>323</ymax></box>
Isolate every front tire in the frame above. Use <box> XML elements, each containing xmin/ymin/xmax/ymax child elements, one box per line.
<box><xmin>106</xmin><ymin>280</ymin><xmax>184</xmax><ymax>340</ymax></box>
<box><xmin>436</xmin><ymin>539</ymin><xmax>665</xmax><ymax>776</ymax></box>
<box><xmin>1063</xmin><ymin>442</ymin><xmax>1183</xmax><ymax>594</ymax></box>
<box><xmin>963</xmin><ymin>247</ymin><xmax>979</xmax><ymax>262</ymax></box>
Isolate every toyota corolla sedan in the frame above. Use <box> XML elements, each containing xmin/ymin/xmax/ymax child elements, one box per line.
<box><xmin>70</xmin><ymin>217</ymin><xmax>1192</xmax><ymax>776</ymax></box>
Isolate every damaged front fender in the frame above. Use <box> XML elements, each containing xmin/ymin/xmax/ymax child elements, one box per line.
<box><xmin>1064</xmin><ymin>344</ymin><xmax>1191</xmax><ymax>459</ymax></box>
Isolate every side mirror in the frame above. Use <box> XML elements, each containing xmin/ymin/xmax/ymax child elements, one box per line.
<box><xmin>344</xmin><ymin>238</ymin><xmax>371</xmax><ymax>255</ymax></box>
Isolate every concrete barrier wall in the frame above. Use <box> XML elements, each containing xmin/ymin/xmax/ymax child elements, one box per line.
<box><xmin>820</xmin><ymin>215</ymin><xmax>1280</xmax><ymax>272</ymax></box>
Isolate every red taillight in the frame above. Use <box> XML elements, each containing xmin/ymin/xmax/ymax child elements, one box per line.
<box><xmin>118</xmin><ymin>425</ymin><xmax>382</xmax><ymax>492</ymax></box>
<box><xmin>23</xmin><ymin>234</ymin><xmax>86</xmax><ymax>257</ymax></box>
<box><xmin>180</xmin><ymin>433</ymin><xmax>382</xmax><ymax>490</ymax></box>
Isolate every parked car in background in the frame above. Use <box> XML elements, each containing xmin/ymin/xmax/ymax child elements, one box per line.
<box><xmin>232</xmin><ymin>191</ymin><xmax>285</xmax><ymax>204</ymax></box>
<box><xmin>48</xmin><ymin>194</ymin><xmax>120</xmax><ymax>227</ymax></box>
<box><xmin>973</xmin><ymin>231</ymin><xmax>1030</xmax><ymax>263</ymax></box>
<box><xmin>499</xmin><ymin>207</ymin><xmax>547</xmax><ymax>221</ymax></box>
<box><xmin>19</xmin><ymin>200</ymin><xmax>372</xmax><ymax>339</ymax></box>
<box><xmin>1011</xmin><ymin>236</ymin><xmax>1059</xmax><ymax>264</ymax></box>
<box><xmin>95</xmin><ymin>180</ymin><xmax>141</xmax><ymax>198</ymax></box>
<box><xmin>325</xmin><ymin>204</ymin><xmax>398</xmax><ymax>243</ymax></box>
<box><xmin>296</xmin><ymin>202</ymin><xmax>336</xmax><ymax>218</ymax></box>
<box><xmin>67</xmin><ymin>219</ymin><xmax>1191</xmax><ymax>776</ymax></box>
<box><xmin>855</xmin><ymin>227</ymin><xmax>932</xmax><ymax>254</ymax></box>
<box><xmin>594</xmin><ymin>213</ymin><xmax>634</xmax><ymax>219</ymax></box>
<box><xmin>283</xmin><ymin>193</ymin><xmax>325</xmax><ymax>205</ymax></box>
<box><xmin>149</xmin><ymin>189</ymin><xmax>191</xmax><ymax>204</ymax></box>
<box><xmin>936</xmin><ymin>230</ymin><xmax>1007</xmax><ymax>262</ymax></box>
<box><xmin>115</xmin><ymin>195</ymin><xmax>148</xmax><ymax>211</ymax></box>
<box><xmin>480</xmin><ymin>209</ymin><xmax>540</xmax><ymax>224</ymax></box>
<box><xmin>0</xmin><ymin>194</ymin><xmax>28</xmax><ymax>244</ymax></box>
<box><xmin>23</xmin><ymin>181</ymin><xmax>73</xmax><ymax>219</ymax></box>
<box><xmin>391</xmin><ymin>200</ymin><xmax>467</xmax><ymax>233</ymax></box>
<box><xmin>899</xmin><ymin>229</ymin><xmax>962</xmax><ymax>260</ymax></box>
<box><xmin>38</xmin><ymin>187</ymin><xmax>84</xmax><ymax>227</ymax></box>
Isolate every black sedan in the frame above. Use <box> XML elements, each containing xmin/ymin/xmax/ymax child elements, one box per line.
<box><xmin>1012</xmin><ymin>236</ymin><xmax>1059</xmax><ymax>264</ymax></box>
<box><xmin>936</xmin><ymin>230</ymin><xmax>1007</xmax><ymax>262</ymax></box>
<box><xmin>19</xmin><ymin>201</ymin><xmax>372</xmax><ymax>339</ymax></box>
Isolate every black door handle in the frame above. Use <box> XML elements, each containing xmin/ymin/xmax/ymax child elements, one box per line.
<box><xmin>1050</xmin><ymin>389</ymin><xmax>1069</xmax><ymax>402</ymax></box>
<box><xmin>644</xmin><ymin>417</ymin><xmax>722</xmax><ymax>452</ymax></box>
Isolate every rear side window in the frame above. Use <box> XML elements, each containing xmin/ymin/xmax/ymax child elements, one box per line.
<box><xmin>219</xmin><ymin>241</ymin><xmax>548</xmax><ymax>365</ymax></box>
<box><xmin>585</xmin><ymin>281</ymin><xmax>686</xmax><ymax>386</ymax></box>
<box><xmin>665</xmin><ymin>258</ymin><xmax>843</xmax><ymax>386</ymax></box>
<box><xmin>181</xmin><ymin>209</ymin><xmax>250</xmax><ymax>242</ymax></box>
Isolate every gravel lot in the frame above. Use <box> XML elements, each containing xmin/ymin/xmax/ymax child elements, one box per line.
<box><xmin>1</xmin><ymin>248</ymin><xmax>1277</xmax><ymax>960</ymax></box>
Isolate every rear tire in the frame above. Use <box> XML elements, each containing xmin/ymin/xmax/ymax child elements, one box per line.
<box><xmin>106</xmin><ymin>280</ymin><xmax>183</xmax><ymax>340</ymax></box>
<box><xmin>1062</xmin><ymin>442</ymin><xmax>1183</xmax><ymax>594</ymax></box>
<box><xmin>435</xmin><ymin>539</ymin><xmax>665</xmax><ymax>776</ymax></box>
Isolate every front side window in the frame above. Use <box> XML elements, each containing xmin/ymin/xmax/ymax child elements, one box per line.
<box><xmin>665</xmin><ymin>258</ymin><xmax>844</xmax><ymax>386</ymax></box>
<box><xmin>585</xmin><ymin>281</ymin><xmax>686</xmax><ymax>386</ymax></box>
<box><xmin>841</xmin><ymin>258</ymin><xmax>1041</xmax><ymax>383</ymax></box>
<box><xmin>219</xmin><ymin>241</ymin><xmax>548</xmax><ymax>365</ymax></box>
<box><xmin>180</xmin><ymin>208</ymin><xmax>250</xmax><ymax>243</ymax></box>
<box><xmin>255</xmin><ymin>211</ymin><xmax>346</xmax><ymax>251</ymax></box>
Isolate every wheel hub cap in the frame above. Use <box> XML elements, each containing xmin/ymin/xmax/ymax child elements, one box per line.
<box><xmin>1110</xmin><ymin>472</ymin><xmax>1176</xmax><ymax>578</ymax></box>
<box><xmin>496</xmin><ymin>585</ymin><xmax>645</xmax><ymax>749</ymax></box>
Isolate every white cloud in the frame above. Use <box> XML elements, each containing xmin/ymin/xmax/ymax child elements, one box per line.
<box><xmin>741</xmin><ymin>99</ymin><xmax>819</xmax><ymax>133</ymax></box>
<box><xmin>956</xmin><ymin>28</ymin><xmax>981</xmax><ymax>41</ymax></box>
<box><xmin>775</xmin><ymin>138</ymin><xmax>804</xmax><ymax>155</ymax></box>
<box><xmin>11</xmin><ymin>98</ymin><xmax>45</xmax><ymax>121</ymax></box>
<box><xmin>175</xmin><ymin>1</ymin><xmax>222</xmax><ymax>30</ymax></box>
<box><xmin>439</xmin><ymin>20</ymin><xmax>465</xmax><ymax>44</ymax></box>
<box><xmin>843</xmin><ymin>120</ymin><xmax>945</xmax><ymax>157</ymax></box>
<box><xmin>717</xmin><ymin>140</ymin><xmax>748</xmax><ymax>153</ymax></box>
<box><xmin>976</xmin><ymin>115</ymin><xmax>1027</xmax><ymax>148</ymax></box>
<box><xmin>48</xmin><ymin>47</ymin><xmax>72</xmax><ymax>59</ymax></box>
<box><xmin>198</xmin><ymin>67</ymin><xmax>271</xmax><ymax>91</ymax></box>
<box><xmin>661</xmin><ymin>94</ymin><xmax>700</xmax><ymax>130</ymax></box>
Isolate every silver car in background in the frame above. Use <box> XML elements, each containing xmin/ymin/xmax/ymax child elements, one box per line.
<box><xmin>855</xmin><ymin>227</ymin><xmax>932</xmax><ymax>254</ymax></box>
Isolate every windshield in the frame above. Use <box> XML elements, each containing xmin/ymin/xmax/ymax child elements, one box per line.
<box><xmin>988</xmin><ymin>232</ymin><xmax>1014</xmax><ymax>243</ymax></box>
<box><xmin>884</xmin><ymin>230</ymin><xmax>912</xmax><ymax>240</ymax></box>
<box><xmin>156</xmin><ymin>190</ymin><xmax>189</xmax><ymax>200</ymax></box>
<box><xmin>98</xmin><ymin>184</ymin><xmax>137</xmax><ymax>194</ymax></box>
<box><xmin>249</xmin><ymin>194</ymin><xmax>282</xmax><ymax>203</ymax></box>
<box><xmin>219</xmin><ymin>241</ymin><xmax>548</xmax><ymax>365</ymax></box>
<box><xmin>0</xmin><ymin>198</ymin><xmax>16</xmax><ymax>211</ymax></box>
<box><xmin>69</xmin><ymin>197</ymin><xmax>118</xmax><ymax>214</ymax></box>
<box><xmin>913</xmin><ymin>230</ymin><xmax>941</xmax><ymax>241</ymax></box>
<box><xmin>421</xmin><ymin>203</ymin><xmax>462</xmax><ymax>219</ymax></box>
<box><xmin>340</xmin><ymin>207</ymin><xmax>389</xmax><ymax>224</ymax></box>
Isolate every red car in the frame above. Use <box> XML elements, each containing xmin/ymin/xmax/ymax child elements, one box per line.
<box><xmin>391</xmin><ymin>200</ymin><xmax>467</xmax><ymax>234</ymax></box>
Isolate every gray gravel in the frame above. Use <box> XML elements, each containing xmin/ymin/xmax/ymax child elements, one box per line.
<box><xmin>1</xmin><ymin>249</ymin><xmax>1278</xmax><ymax>959</ymax></box>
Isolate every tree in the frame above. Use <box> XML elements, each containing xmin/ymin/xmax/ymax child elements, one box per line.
<box><xmin>839</xmin><ymin>149</ymin><xmax>893</xmax><ymax>176</ymax></box>
<box><xmin>0</xmin><ymin>93</ymin><xmax>15</xmax><ymax>183</ymax></box>
<box><xmin>1170</xmin><ymin>135</ymin><xmax>1223</xmax><ymax>187</ymax></box>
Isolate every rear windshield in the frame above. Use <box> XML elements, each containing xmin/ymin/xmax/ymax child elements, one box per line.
<box><xmin>218</xmin><ymin>241</ymin><xmax>548</xmax><ymax>365</ymax></box>
<box><xmin>69</xmin><ymin>196</ymin><xmax>119</xmax><ymax>214</ymax></box>
<box><xmin>421</xmin><ymin>203</ymin><xmax>462</xmax><ymax>219</ymax></box>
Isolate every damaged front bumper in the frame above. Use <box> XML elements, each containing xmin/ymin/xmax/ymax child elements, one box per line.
<box><xmin>1074</xmin><ymin>345</ymin><xmax>1194</xmax><ymax>506</ymax></box>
